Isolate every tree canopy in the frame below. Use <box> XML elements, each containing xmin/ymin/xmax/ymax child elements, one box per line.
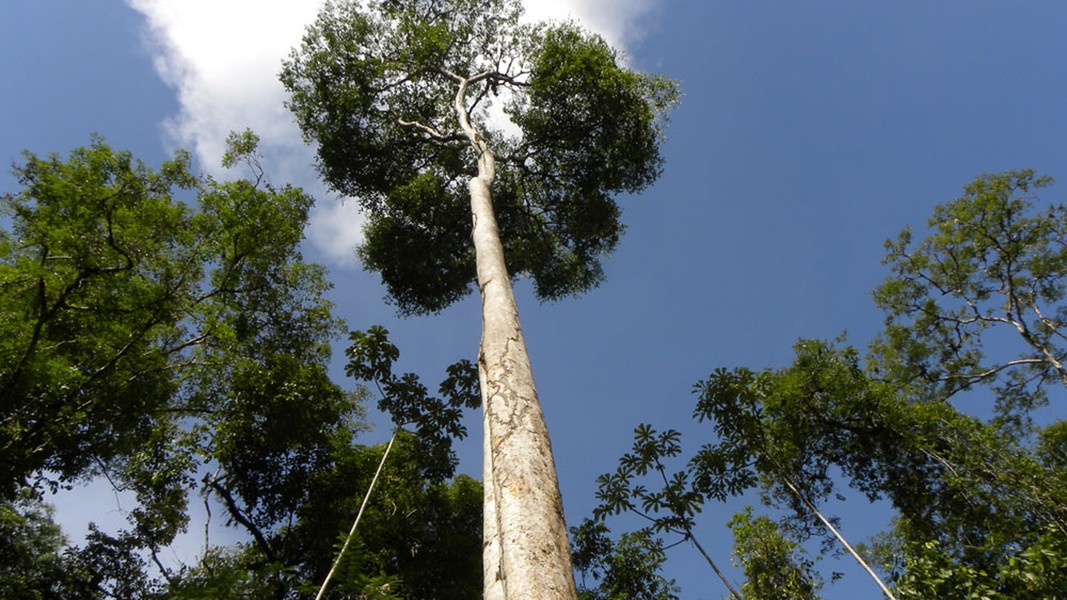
<box><xmin>0</xmin><ymin>136</ymin><xmax>485</xmax><ymax>598</ymax></box>
<box><xmin>872</xmin><ymin>169</ymin><xmax>1067</xmax><ymax>431</ymax></box>
<box><xmin>1</xmin><ymin>132</ymin><xmax>339</xmax><ymax>508</ymax></box>
<box><xmin>281</xmin><ymin>0</ymin><xmax>677</xmax><ymax>315</ymax></box>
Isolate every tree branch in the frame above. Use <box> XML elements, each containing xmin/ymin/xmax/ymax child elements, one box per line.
<box><xmin>203</xmin><ymin>474</ymin><xmax>276</xmax><ymax>562</ymax></box>
<box><xmin>774</xmin><ymin>466</ymin><xmax>898</xmax><ymax>600</ymax></box>
<box><xmin>397</xmin><ymin>117</ymin><xmax>457</xmax><ymax>141</ymax></box>
<box><xmin>315</xmin><ymin>429</ymin><xmax>398</xmax><ymax>600</ymax></box>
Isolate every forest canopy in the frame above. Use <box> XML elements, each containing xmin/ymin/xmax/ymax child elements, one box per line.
<box><xmin>0</xmin><ymin>135</ymin><xmax>483</xmax><ymax>599</ymax></box>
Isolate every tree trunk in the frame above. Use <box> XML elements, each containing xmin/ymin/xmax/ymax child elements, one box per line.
<box><xmin>459</xmin><ymin>79</ymin><xmax>577</xmax><ymax>600</ymax></box>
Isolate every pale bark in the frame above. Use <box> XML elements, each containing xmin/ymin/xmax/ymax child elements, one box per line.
<box><xmin>454</xmin><ymin>76</ymin><xmax>577</xmax><ymax>599</ymax></box>
<box><xmin>686</xmin><ymin>531</ymin><xmax>741</xmax><ymax>599</ymax></box>
<box><xmin>315</xmin><ymin>431</ymin><xmax>399</xmax><ymax>600</ymax></box>
<box><xmin>777</xmin><ymin>472</ymin><xmax>897</xmax><ymax>600</ymax></box>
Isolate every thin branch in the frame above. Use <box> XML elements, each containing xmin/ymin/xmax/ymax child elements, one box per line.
<box><xmin>775</xmin><ymin>469</ymin><xmax>898</xmax><ymax>600</ymax></box>
<box><xmin>453</xmin><ymin>74</ymin><xmax>494</xmax><ymax>182</ymax></box>
<box><xmin>150</xmin><ymin>549</ymin><xmax>178</xmax><ymax>587</ymax></box>
<box><xmin>651</xmin><ymin>459</ymin><xmax>741</xmax><ymax>599</ymax></box>
<box><xmin>204</xmin><ymin>474</ymin><xmax>276</xmax><ymax>562</ymax></box>
<box><xmin>202</xmin><ymin>472</ymin><xmax>215</xmax><ymax>557</ymax></box>
<box><xmin>1032</xmin><ymin>301</ymin><xmax>1067</xmax><ymax>344</ymax></box>
<box><xmin>92</xmin><ymin>455</ymin><xmax>129</xmax><ymax>493</ymax></box>
<box><xmin>315</xmin><ymin>429</ymin><xmax>399</xmax><ymax>600</ymax></box>
<box><xmin>938</xmin><ymin>357</ymin><xmax>1047</xmax><ymax>385</ymax></box>
<box><xmin>661</xmin><ymin>536</ymin><xmax>689</xmax><ymax>551</ymax></box>
<box><xmin>686</xmin><ymin>532</ymin><xmax>742</xmax><ymax>600</ymax></box>
<box><xmin>397</xmin><ymin>117</ymin><xmax>459</xmax><ymax>141</ymax></box>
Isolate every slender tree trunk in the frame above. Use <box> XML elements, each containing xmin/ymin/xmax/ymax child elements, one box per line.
<box><xmin>685</xmin><ymin>528</ymin><xmax>741</xmax><ymax>600</ymax></box>
<box><xmin>457</xmin><ymin>78</ymin><xmax>577</xmax><ymax>599</ymax></box>
<box><xmin>777</xmin><ymin>471</ymin><xmax>897</xmax><ymax>600</ymax></box>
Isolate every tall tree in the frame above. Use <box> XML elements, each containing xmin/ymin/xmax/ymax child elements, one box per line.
<box><xmin>281</xmin><ymin>1</ymin><xmax>677</xmax><ymax>596</ymax></box>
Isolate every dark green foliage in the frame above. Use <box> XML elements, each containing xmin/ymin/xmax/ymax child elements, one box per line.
<box><xmin>0</xmin><ymin>491</ymin><xmax>94</xmax><ymax>599</ymax></box>
<box><xmin>162</xmin><ymin>545</ymin><xmax>293</xmax><ymax>599</ymax></box>
<box><xmin>0</xmin><ymin>135</ymin><xmax>485</xmax><ymax>597</ymax></box>
<box><xmin>593</xmin><ymin>338</ymin><xmax>1067</xmax><ymax>597</ymax></box>
<box><xmin>0</xmin><ymin>133</ymin><xmax>342</xmax><ymax>510</ymax></box>
<box><xmin>356</xmin><ymin>174</ymin><xmax>475</xmax><ymax>314</ymax></box>
<box><xmin>345</xmin><ymin>325</ymin><xmax>480</xmax><ymax>480</ymax></box>
<box><xmin>0</xmin><ymin>138</ymin><xmax>201</xmax><ymax>495</ymax></box>
<box><xmin>861</xmin><ymin>171</ymin><xmax>1067</xmax><ymax>590</ymax></box>
<box><xmin>570</xmin><ymin>519</ymin><xmax>679</xmax><ymax>600</ymax></box>
<box><xmin>691</xmin><ymin>342</ymin><xmax>897</xmax><ymax>537</ymax></box>
<box><xmin>591</xmin><ymin>424</ymin><xmax>742</xmax><ymax>599</ymax></box>
<box><xmin>0</xmin><ymin>134</ymin><xmax>360</xmax><ymax>578</ymax></box>
<box><xmin>593</xmin><ymin>425</ymin><xmax>705</xmax><ymax>535</ymax></box>
<box><xmin>690</xmin><ymin>338</ymin><xmax>1067</xmax><ymax>592</ymax></box>
<box><xmin>282</xmin><ymin>0</ymin><xmax>677</xmax><ymax>314</ymax></box>
<box><xmin>66</xmin><ymin>527</ymin><xmax>161</xmax><ymax>599</ymax></box>
<box><xmin>890</xmin><ymin>525</ymin><xmax>1067</xmax><ymax>599</ymax></box>
<box><xmin>136</xmin><ymin>431</ymin><xmax>482</xmax><ymax>600</ymax></box>
<box><xmin>233</xmin><ymin>433</ymin><xmax>482</xmax><ymax>600</ymax></box>
<box><xmin>509</xmin><ymin>22</ymin><xmax>672</xmax><ymax>195</ymax></box>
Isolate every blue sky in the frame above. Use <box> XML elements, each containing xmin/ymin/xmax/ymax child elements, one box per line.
<box><xmin>4</xmin><ymin>1</ymin><xmax>1067</xmax><ymax>597</ymax></box>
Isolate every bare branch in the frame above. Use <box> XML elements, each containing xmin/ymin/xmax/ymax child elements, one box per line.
<box><xmin>397</xmin><ymin>117</ymin><xmax>460</xmax><ymax>141</ymax></box>
<box><xmin>203</xmin><ymin>473</ymin><xmax>276</xmax><ymax>562</ymax></box>
<box><xmin>938</xmin><ymin>357</ymin><xmax>1048</xmax><ymax>385</ymax></box>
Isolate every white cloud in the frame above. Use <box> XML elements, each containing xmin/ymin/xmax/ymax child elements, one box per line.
<box><xmin>306</xmin><ymin>197</ymin><xmax>365</xmax><ymax>265</ymax></box>
<box><xmin>126</xmin><ymin>0</ymin><xmax>361</xmax><ymax>265</ymax></box>
<box><xmin>524</xmin><ymin>0</ymin><xmax>658</xmax><ymax>50</ymax></box>
<box><xmin>125</xmin><ymin>0</ymin><xmax>659</xmax><ymax>267</ymax></box>
<box><xmin>127</xmin><ymin>0</ymin><xmax>320</xmax><ymax>168</ymax></box>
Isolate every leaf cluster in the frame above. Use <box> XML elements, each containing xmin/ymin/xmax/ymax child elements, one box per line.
<box><xmin>593</xmin><ymin>425</ymin><xmax>705</xmax><ymax>537</ymax></box>
<box><xmin>728</xmin><ymin>507</ymin><xmax>822</xmax><ymax>600</ymax></box>
<box><xmin>570</xmin><ymin>518</ymin><xmax>680</xmax><ymax>600</ymax></box>
<box><xmin>345</xmin><ymin>325</ymin><xmax>479</xmax><ymax>480</ymax></box>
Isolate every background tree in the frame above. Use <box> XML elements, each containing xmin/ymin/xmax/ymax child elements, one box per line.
<box><xmin>0</xmin><ymin>132</ymin><xmax>345</xmax><ymax>593</ymax></box>
<box><xmin>586</xmin><ymin>170</ymin><xmax>1067</xmax><ymax>597</ymax></box>
<box><xmin>872</xmin><ymin>169</ymin><xmax>1067</xmax><ymax>433</ymax></box>
<box><xmin>168</xmin><ymin>433</ymin><xmax>483</xmax><ymax>600</ymax></box>
<box><xmin>168</xmin><ymin>323</ymin><xmax>482</xmax><ymax>600</ymax></box>
<box><xmin>0</xmin><ymin>490</ymin><xmax>94</xmax><ymax>598</ymax></box>
<box><xmin>570</xmin><ymin>518</ymin><xmax>680</xmax><ymax>600</ymax></box>
<box><xmin>0</xmin><ymin>136</ymin><xmax>484</xmax><ymax>598</ymax></box>
<box><xmin>281</xmin><ymin>1</ymin><xmax>677</xmax><ymax>596</ymax></box>
<box><xmin>728</xmin><ymin>507</ymin><xmax>822</xmax><ymax>600</ymax></box>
